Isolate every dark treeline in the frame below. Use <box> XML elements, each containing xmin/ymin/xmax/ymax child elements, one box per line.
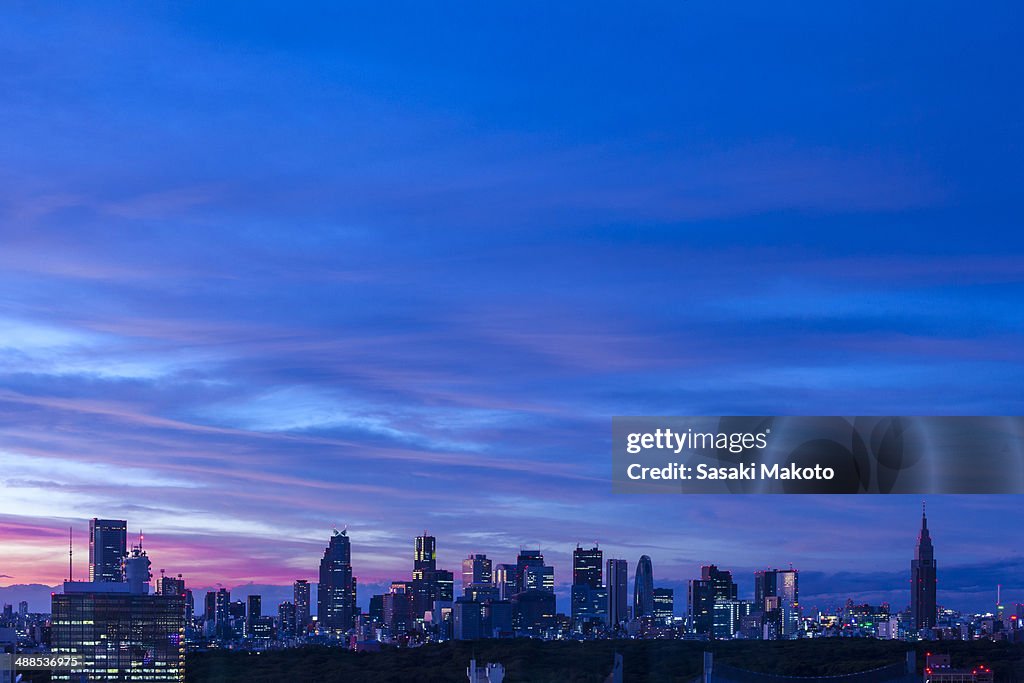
<box><xmin>185</xmin><ymin>639</ymin><xmax>1024</xmax><ymax>683</ymax></box>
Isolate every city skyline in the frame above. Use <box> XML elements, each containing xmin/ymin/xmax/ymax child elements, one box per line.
<box><xmin>2</xmin><ymin>503</ymin><xmax>1021</xmax><ymax>618</ymax></box>
<box><xmin>1</xmin><ymin>0</ymin><xmax>1023</xmax><ymax>626</ymax></box>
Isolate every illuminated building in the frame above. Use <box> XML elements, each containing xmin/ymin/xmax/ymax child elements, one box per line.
<box><xmin>755</xmin><ymin>568</ymin><xmax>800</xmax><ymax>638</ymax></box>
<box><xmin>52</xmin><ymin>541</ymin><xmax>185</xmax><ymax>681</ymax></box>
<box><xmin>924</xmin><ymin>654</ymin><xmax>993</xmax><ymax>683</ymax></box>
<box><xmin>318</xmin><ymin>529</ymin><xmax>356</xmax><ymax>631</ymax></box>
<box><xmin>494</xmin><ymin>564</ymin><xmax>517</xmax><ymax>600</ymax></box>
<box><xmin>689</xmin><ymin>564</ymin><xmax>737</xmax><ymax>638</ymax></box>
<box><xmin>572</xmin><ymin>544</ymin><xmax>603</xmax><ymax>588</ymax></box>
<box><xmin>278</xmin><ymin>601</ymin><xmax>296</xmax><ymax>638</ymax></box>
<box><xmin>293</xmin><ymin>580</ymin><xmax>311</xmax><ymax>633</ymax></box>
<box><xmin>89</xmin><ymin>518</ymin><xmax>127</xmax><ymax>583</ymax></box>
<box><xmin>652</xmin><ymin>588</ymin><xmax>674</xmax><ymax>625</ymax></box>
<box><xmin>462</xmin><ymin>554</ymin><xmax>492</xmax><ymax>590</ymax></box>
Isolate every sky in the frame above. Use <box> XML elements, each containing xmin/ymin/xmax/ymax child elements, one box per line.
<box><xmin>1</xmin><ymin>2</ymin><xmax>1023</xmax><ymax>615</ymax></box>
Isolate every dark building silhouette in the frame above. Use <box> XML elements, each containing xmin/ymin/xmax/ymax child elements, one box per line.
<box><xmin>88</xmin><ymin>518</ymin><xmax>127</xmax><ymax>583</ymax></box>
<box><xmin>514</xmin><ymin>549</ymin><xmax>546</xmax><ymax>594</ymax></box>
<box><xmin>277</xmin><ymin>601</ymin><xmax>296</xmax><ymax>638</ymax></box>
<box><xmin>368</xmin><ymin>594</ymin><xmax>384</xmax><ymax>623</ymax></box>
<box><xmin>246</xmin><ymin>594</ymin><xmax>261</xmax><ymax>636</ymax></box>
<box><xmin>911</xmin><ymin>504</ymin><xmax>938</xmax><ymax>631</ymax></box>
<box><xmin>512</xmin><ymin>589</ymin><xmax>555</xmax><ymax>636</ymax></box>
<box><xmin>572</xmin><ymin>544</ymin><xmax>603</xmax><ymax>588</ymax></box>
<box><xmin>383</xmin><ymin>583</ymin><xmax>414</xmax><ymax>636</ymax></box>
<box><xmin>214</xmin><ymin>588</ymin><xmax>231</xmax><ymax>639</ymax></box>
<box><xmin>293</xmin><ymin>579</ymin><xmax>310</xmax><ymax>633</ymax></box>
<box><xmin>228</xmin><ymin>599</ymin><xmax>246</xmax><ymax>638</ymax></box>
<box><xmin>453</xmin><ymin>597</ymin><xmax>484</xmax><ymax>640</ymax></box>
<box><xmin>318</xmin><ymin>529</ymin><xmax>356</xmax><ymax>631</ymax></box>
<box><xmin>571</xmin><ymin>544</ymin><xmax>606</xmax><ymax>627</ymax></box>
<box><xmin>414</xmin><ymin>533</ymin><xmax>436</xmax><ymax>575</ymax></box>
<box><xmin>689</xmin><ymin>564</ymin><xmax>737</xmax><ymax>638</ymax></box>
<box><xmin>754</xmin><ymin>568</ymin><xmax>799</xmax><ymax>639</ymax></box>
<box><xmin>634</xmin><ymin>555</ymin><xmax>654</xmax><ymax>619</ymax></box>
<box><xmin>606</xmin><ymin>559</ymin><xmax>629</xmax><ymax>626</ymax></box>
<box><xmin>409</xmin><ymin>532</ymin><xmax>453</xmax><ymax>618</ymax></box>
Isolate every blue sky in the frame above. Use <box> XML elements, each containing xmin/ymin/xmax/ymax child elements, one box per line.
<box><xmin>0</xmin><ymin>1</ymin><xmax>1022</xmax><ymax>614</ymax></box>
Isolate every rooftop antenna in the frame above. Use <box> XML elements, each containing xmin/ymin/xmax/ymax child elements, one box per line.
<box><xmin>997</xmin><ymin>584</ymin><xmax>1002</xmax><ymax>607</ymax></box>
<box><xmin>68</xmin><ymin>526</ymin><xmax>73</xmax><ymax>583</ymax></box>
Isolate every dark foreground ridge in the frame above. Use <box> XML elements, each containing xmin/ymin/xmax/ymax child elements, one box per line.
<box><xmin>186</xmin><ymin>640</ymin><xmax>1024</xmax><ymax>683</ymax></box>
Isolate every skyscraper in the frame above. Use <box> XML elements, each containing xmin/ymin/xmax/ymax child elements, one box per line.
<box><xmin>215</xmin><ymin>588</ymin><xmax>231</xmax><ymax>639</ymax></box>
<box><xmin>318</xmin><ymin>529</ymin><xmax>356</xmax><ymax>631</ymax></box>
<box><xmin>278</xmin><ymin>601</ymin><xmax>296</xmax><ymax>639</ymax></box>
<box><xmin>571</xmin><ymin>544</ymin><xmax>607</xmax><ymax>627</ymax></box>
<box><xmin>522</xmin><ymin>564</ymin><xmax>554</xmax><ymax>592</ymax></box>
<box><xmin>411</xmin><ymin>533</ymin><xmax>452</xmax><ymax>618</ymax></box>
<box><xmin>754</xmin><ymin>568</ymin><xmax>799</xmax><ymax>638</ymax></box>
<box><xmin>652</xmin><ymin>587</ymin><xmax>674</xmax><ymax>625</ymax></box>
<box><xmin>462</xmin><ymin>554</ymin><xmax>492</xmax><ymax>590</ymax></box>
<box><xmin>689</xmin><ymin>564</ymin><xmax>737</xmax><ymax>638</ymax></box>
<box><xmin>493</xmin><ymin>564</ymin><xmax>517</xmax><ymax>600</ymax></box>
<box><xmin>414</xmin><ymin>533</ymin><xmax>436</xmax><ymax>576</ymax></box>
<box><xmin>606</xmin><ymin>559</ymin><xmax>628</xmax><ymax>626</ymax></box>
<box><xmin>88</xmin><ymin>518</ymin><xmax>127</xmax><ymax>583</ymax></box>
<box><xmin>911</xmin><ymin>504</ymin><xmax>938</xmax><ymax>631</ymax></box>
<box><xmin>246</xmin><ymin>594</ymin><xmax>262</xmax><ymax>636</ymax></box>
<box><xmin>293</xmin><ymin>580</ymin><xmax>311</xmax><ymax>633</ymax></box>
<box><xmin>52</xmin><ymin>530</ymin><xmax>184</xmax><ymax>681</ymax></box>
<box><xmin>572</xmin><ymin>544</ymin><xmax>603</xmax><ymax>588</ymax></box>
<box><xmin>514</xmin><ymin>549</ymin><xmax>547</xmax><ymax>594</ymax></box>
<box><xmin>634</xmin><ymin>555</ymin><xmax>654</xmax><ymax>619</ymax></box>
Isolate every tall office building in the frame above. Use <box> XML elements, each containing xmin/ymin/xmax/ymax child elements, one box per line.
<box><xmin>754</xmin><ymin>568</ymin><xmax>799</xmax><ymax>638</ymax></box>
<box><xmin>494</xmin><ymin>564</ymin><xmax>517</xmax><ymax>600</ymax></box>
<box><xmin>512</xmin><ymin>589</ymin><xmax>556</xmax><ymax>636</ymax></box>
<box><xmin>214</xmin><ymin>589</ymin><xmax>231</xmax><ymax>639</ymax></box>
<box><xmin>155</xmin><ymin>572</ymin><xmax>185</xmax><ymax>598</ymax></box>
<box><xmin>634</xmin><ymin>555</ymin><xmax>654</xmax><ymax>619</ymax></box>
<box><xmin>52</xmin><ymin>535</ymin><xmax>184</xmax><ymax>681</ymax></box>
<box><xmin>293</xmin><ymin>580</ymin><xmax>311</xmax><ymax>633</ymax></box>
<box><xmin>571</xmin><ymin>544</ymin><xmax>607</xmax><ymax>627</ymax></box>
<box><xmin>278</xmin><ymin>601</ymin><xmax>296</xmax><ymax>638</ymax></box>
<box><xmin>414</xmin><ymin>533</ymin><xmax>437</xmax><ymax>576</ymax></box>
<box><xmin>911</xmin><ymin>505</ymin><xmax>938</xmax><ymax>631</ymax></box>
<box><xmin>246</xmin><ymin>595</ymin><xmax>262</xmax><ymax>636</ymax></box>
<box><xmin>689</xmin><ymin>564</ymin><xmax>737</xmax><ymax>638</ymax></box>
<box><xmin>606</xmin><ymin>559</ymin><xmax>629</xmax><ymax>626</ymax></box>
<box><xmin>155</xmin><ymin>572</ymin><xmax>191</xmax><ymax>635</ymax></box>
<box><xmin>204</xmin><ymin>591</ymin><xmax>216</xmax><ymax>626</ymax></box>
<box><xmin>318</xmin><ymin>529</ymin><xmax>356</xmax><ymax>631</ymax></box>
<box><xmin>522</xmin><ymin>564</ymin><xmax>554</xmax><ymax>592</ymax></box>
<box><xmin>514</xmin><ymin>550</ymin><xmax>546</xmax><ymax>594</ymax></box>
<box><xmin>228</xmin><ymin>600</ymin><xmax>246</xmax><ymax>638</ymax></box>
<box><xmin>89</xmin><ymin>518</ymin><xmax>127</xmax><ymax>583</ymax></box>
<box><xmin>383</xmin><ymin>583</ymin><xmax>414</xmax><ymax>636</ymax></box>
<box><xmin>462</xmin><ymin>554</ymin><xmax>493</xmax><ymax>591</ymax></box>
<box><xmin>410</xmin><ymin>533</ymin><xmax>452</xmax><ymax>618</ymax></box>
<box><xmin>652</xmin><ymin>588</ymin><xmax>674</xmax><ymax>625</ymax></box>
<box><xmin>572</xmin><ymin>544</ymin><xmax>603</xmax><ymax>588</ymax></box>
